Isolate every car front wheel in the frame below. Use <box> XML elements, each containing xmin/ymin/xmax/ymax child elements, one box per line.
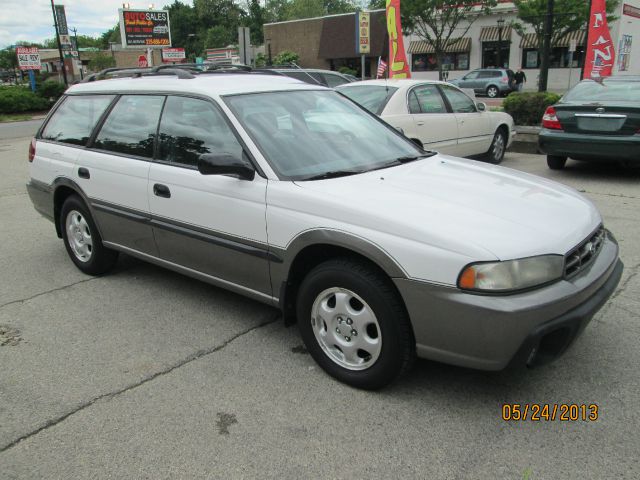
<box><xmin>486</xmin><ymin>85</ymin><xmax>499</xmax><ymax>98</ymax></box>
<box><xmin>485</xmin><ymin>129</ymin><xmax>507</xmax><ymax>164</ymax></box>
<box><xmin>296</xmin><ymin>258</ymin><xmax>415</xmax><ymax>390</ymax></box>
<box><xmin>547</xmin><ymin>155</ymin><xmax>567</xmax><ymax>170</ymax></box>
<box><xmin>60</xmin><ymin>195</ymin><xmax>118</xmax><ymax>275</ymax></box>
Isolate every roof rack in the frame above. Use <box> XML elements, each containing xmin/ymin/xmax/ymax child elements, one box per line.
<box><xmin>82</xmin><ymin>65</ymin><xmax>195</xmax><ymax>82</ymax></box>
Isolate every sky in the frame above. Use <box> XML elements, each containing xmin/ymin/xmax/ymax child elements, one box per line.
<box><xmin>0</xmin><ymin>0</ymin><xmax>193</xmax><ymax>49</ymax></box>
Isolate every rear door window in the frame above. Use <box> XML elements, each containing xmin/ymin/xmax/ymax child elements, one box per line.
<box><xmin>41</xmin><ymin>95</ymin><xmax>115</xmax><ymax>146</ymax></box>
<box><xmin>157</xmin><ymin>96</ymin><xmax>243</xmax><ymax>168</ymax></box>
<box><xmin>411</xmin><ymin>85</ymin><xmax>447</xmax><ymax>114</ymax></box>
<box><xmin>93</xmin><ymin>95</ymin><xmax>165</xmax><ymax>159</ymax></box>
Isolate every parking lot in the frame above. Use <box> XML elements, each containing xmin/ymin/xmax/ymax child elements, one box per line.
<box><xmin>1</xmin><ymin>123</ymin><xmax>638</xmax><ymax>479</ymax></box>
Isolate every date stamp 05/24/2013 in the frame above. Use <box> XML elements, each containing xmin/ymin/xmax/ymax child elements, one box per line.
<box><xmin>501</xmin><ymin>404</ymin><xmax>599</xmax><ymax>422</ymax></box>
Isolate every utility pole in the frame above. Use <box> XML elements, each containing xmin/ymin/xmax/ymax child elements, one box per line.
<box><xmin>580</xmin><ymin>0</ymin><xmax>593</xmax><ymax>80</ymax></box>
<box><xmin>71</xmin><ymin>27</ymin><xmax>83</xmax><ymax>80</ymax></box>
<box><xmin>538</xmin><ymin>0</ymin><xmax>554</xmax><ymax>92</ymax></box>
<box><xmin>50</xmin><ymin>0</ymin><xmax>68</xmax><ymax>85</ymax></box>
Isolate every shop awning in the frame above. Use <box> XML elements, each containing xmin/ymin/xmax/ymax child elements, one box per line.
<box><xmin>407</xmin><ymin>37</ymin><xmax>471</xmax><ymax>54</ymax></box>
<box><xmin>479</xmin><ymin>26</ymin><xmax>512</xmax><ymax>42</ymax></box>
<box><xmin>519</xmin><ymin>30</ymin><xmax>586</xmax><ymax>49</ymax></box>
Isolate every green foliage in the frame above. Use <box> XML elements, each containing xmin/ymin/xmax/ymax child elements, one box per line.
<box><xmin>0</xmin><ymin>48</ymin><xmax>18</xmax><ymax>70</ymax></box>
<box><xmin>0</xmin><ymin>86</ymin><xmax>51</xmax><ymax>114</ymax></box>
<box><xmin>100</xmin><ymin>25</ymin><xmax>121</xmax><ymax>50</ymax></box>
<box><xmin>37</xmin><ymin>79</ymin><xmax>66</xmax><ymax>101</ymax></box>
<box><xmin>204</xmin><ymin>25</ymin><xmax>235</xmax><ymax>49</ymax></box>
<box><xmin>254</xmin><ymin>52</ymin><xmax>267</xmax><ymax>67</ymax></box>
<box><xmin>273</xmin><ymin>50</ymin><xmax>300</xmax><ymax>65</ymax></box>
<box><xmin>387</xmin><ymin>0</ymin><xmax>498</xmax><ymax>80</ymax></box>
<box><xmin>503</xmin><ymin>91</ymin><xmax>562</xmax><ymax>126</ymax></box>
<box><xmin>88</xmin><ymin>52</ymin><xmax>116</xmax><ymax>72</ymax></box>
<box><xmin>512</xmin><ymin>0</ymin><xmax>619</xmax><ymax>51</ymax></box>
<box><xmin>338</xmin><ymin>66</ymin><xmax>357</xmax><ymax>76</ymax></box>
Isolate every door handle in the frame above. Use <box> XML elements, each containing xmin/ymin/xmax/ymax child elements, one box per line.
<box><xmin>153</xmin><ymin>183</ymin><xmax>171</xmax><ymax>198</ymax></box>
<box><xmin>78</xmin><ymin>167</ymin><xmax>90</xmax><ymax>179</ymax></box>
<box><xmin>416</xmin><ymin>121</ymin><xmax>425</xmax><ymax>126</ymax></box>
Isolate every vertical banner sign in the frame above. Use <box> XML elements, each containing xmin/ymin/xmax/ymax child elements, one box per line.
<box><xmin>357</xmin><ymin>11</ymin><xmax>370</xmax><ymax>54</ymax></box>
<box><xmin>385</xmin><ymin>0</ymin><xmax>410</xmax><ymax>78</ymax></box>
<box><xmin>584</xmin><ymin>0</ymin><xmax>615</xmax><ymax>79</ymax></box>
<box><xmin>54</xmin><ymin>5</ymin><xmax>68</xmax><ymax>35</ymax></box>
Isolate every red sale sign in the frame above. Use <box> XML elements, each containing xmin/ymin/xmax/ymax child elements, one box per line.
<box><xmin>584</xmin><ymin>0</ymin><xmax>615</xmax><ymax>79</ymax></box>
<box><xmin>386</xmin><ymin>0</ymin><xmax>410</xmax><ymax>79</ymax></box>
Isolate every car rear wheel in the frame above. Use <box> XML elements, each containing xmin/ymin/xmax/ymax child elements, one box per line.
<box><xmin>296</xmin><ymin>258</ymin><xmax>415</xmax><ymax>390</ymax></box>
<box><xmin>60</xmin><ymin>195</ymin><xmax>118</xmax><ymax>275</ymax></box>
<box><xmin>486</xmin><ymin>85</ymin><xmax>499</xmax><ymax>98</ymax></box>
<box><xmin>547</xmin><ymin>155</ymin><xmax>567</xmax><ymax>170</ymax></box>
<box><xmin>485</xmin><ymin>129</ymin><xmax>507</xmax><ymax>164</ymax></box>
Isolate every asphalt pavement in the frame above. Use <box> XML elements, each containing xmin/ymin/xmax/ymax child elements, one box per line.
<box><xmin>0</xmin><ymin>123</ymin><xmax>638</xmax><ymax>479</ymax></box>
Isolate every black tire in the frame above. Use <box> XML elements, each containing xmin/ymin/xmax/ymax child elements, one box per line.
<box><xmin>60</xmin><ymin>195</ymin><xmax>118</xmax><ymax>275</ymax></box>
<box><xmin>485</xmin><ymin>129</ymin><xmax>507</xmax><ymax>164</ymax></box>
<box><xmin>547</xmin><ymin>155</ymin><xmax>567</xmax><ymax>170</ymax></box>
<box><xmin>486</xmin><ymin>85</ymin><xmax>499</xmax><ymax>98</ymax></box>
<box><xmin>296</xmin><ymin>257</ymin><xmax>415</xmax><ymax>390</ymax></box>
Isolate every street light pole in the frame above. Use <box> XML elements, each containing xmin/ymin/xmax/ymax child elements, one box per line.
<box><xmin>50</xmin><ymin>0</ymin><xmax>68</xmax><ymax>85</ymax></box>
<box><xmin>497</xmin><ymin>17</ymin><xmax>504</xmax><ymax>69</ymax></box>
<box><xmin>71</xmin><ymin>27</ymin><xmax>83</xmax><ymax>80</ymax></box>
<box><xmin>538</xmin><ymin>0</ymin><xmax>554</xmax><ymax>92</ymax></box>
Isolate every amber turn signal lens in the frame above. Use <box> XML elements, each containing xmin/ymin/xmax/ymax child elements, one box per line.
<box><xmin>458</xmin><ymin>266</ymin><xmax>476</xmax><ymax>289</ymax></box>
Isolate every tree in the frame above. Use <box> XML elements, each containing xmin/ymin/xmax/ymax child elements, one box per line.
<box><xmin>370</xmin><ymin>0</ymin><xmax>497</xmax><ymax>80</ymax></box>
<box><xmin>512</xmin><ymin>0</ymin><xmax>619</xmax><ymax>72</ymax></box>
<box><xmin>88</xmin><ymin>52</ymin><xmax>116</xmax><ymax>72</ymax></box>
<box><xmin>0</xmin><ymin>48</ymin><xmax>18</xmax><ymax>70</ymax></box>
<box><xmin>246</xmin><ymin>0</ymin><xmax>266</xmax><ymax>44</ymax></box>
<box><xmin>204</xmin><ymin>25</ymin><xmax>235</xmax><ymax>48</ymax></box>
<box><xmin>165</xmin><ymin>1</ymin><xmax>199</xmax><ymax>56</ymax></box>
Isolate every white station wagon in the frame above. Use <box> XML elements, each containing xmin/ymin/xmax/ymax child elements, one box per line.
<box><xmin>27</xmin><ymin>69</ymin><xmax>622</xmax><ymax>389</ymax></box>
<box><xmin>337</xmin><ymin>79</ymin><xmax>516</xmax><ymax>164</ymax></box>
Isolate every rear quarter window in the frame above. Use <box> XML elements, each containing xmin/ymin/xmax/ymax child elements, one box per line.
<box><xmin>40</xmin><ymin>95</ymin><xmax>115</xmax><ymax>146</ymax></box>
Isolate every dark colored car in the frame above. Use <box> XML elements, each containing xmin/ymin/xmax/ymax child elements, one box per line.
<box><xmin>261</xmin><ymin>67</ymin><xmax>355</xmax><ymax>87</ymax></box>
<box><xmin>539</xmin><ymin>76</ymin><xmax>640</xmax><ymax>169</ymax></box>
<box><xmin>448</xmin><ymin>68</ymin><xmax>515</xmax><ymax>98</ymax></box>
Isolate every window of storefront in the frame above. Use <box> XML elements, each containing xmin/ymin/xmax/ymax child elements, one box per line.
<box><xmin>412</xmin><ymin>52</ymin><xmax>469</xmax><ymax>71</ymax></box>
<box><xmin>521</xmin><ymin>46</ymin><xmax>584</xmax><ymax>69</ymax></box>
<box><xmin>482</xmin><ymin>42</ymin><xmax>510</xmax><ymax>68</ymax></box>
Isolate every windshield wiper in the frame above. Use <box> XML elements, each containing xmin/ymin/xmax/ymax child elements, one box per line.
<box><xmin>300</xmin><ymin>169</ymin><xmax>363</xmax><ymax>181</ymax></box>
<box><xmin>394</xmin><ymin>152</ymin><xmax>436</xmax><ymax>163</ymax></box>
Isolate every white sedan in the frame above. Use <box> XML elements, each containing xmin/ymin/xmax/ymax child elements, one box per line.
<box><xmin>337</xmin><ymin>79</ymin><xmax>516</xmax><ymax>164</ymax></box>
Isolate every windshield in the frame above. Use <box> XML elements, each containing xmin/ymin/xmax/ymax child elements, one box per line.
<box><xmin>563</xmin><ymin>79</ymin><xmax>640</xmax><ymax>102</ymax></box>
<box><xmin>225</xmin><ymin>90</ymin><xmax>423</xmax><ymax>180</ymax></box>
<box><xmin>338</xmin><ymin>85</ymin><xmax>398</xmax><ymax>114</ymax></box>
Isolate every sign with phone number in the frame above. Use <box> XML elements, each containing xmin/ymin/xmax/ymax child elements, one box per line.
<box><xmin>119</xmin><ymin>9</ymin><xmax>172</xmax><ymax>48</ymax></box>
<box><xmin>16</xmin><ymin>47</ymin><xmax>41</xmax><ymax>70</ymax></box>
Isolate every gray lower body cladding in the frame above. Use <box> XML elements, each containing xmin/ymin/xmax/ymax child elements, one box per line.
<box><xmin>394</xmin><ymin>233</ymin><xmax>621</xmax><ymax>370</ymax></box>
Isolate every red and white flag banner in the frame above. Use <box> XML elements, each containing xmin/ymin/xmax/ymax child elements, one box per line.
<box><xmin>584</xmin><ymin>0</ymin><xmax>615</xmax><ymax>79</ymax></box>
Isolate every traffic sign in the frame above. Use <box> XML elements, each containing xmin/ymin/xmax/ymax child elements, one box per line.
<box><xmin>138</xmin><ymin>54</ymin><xmax>148</xmax><ymax>68</ymax></box>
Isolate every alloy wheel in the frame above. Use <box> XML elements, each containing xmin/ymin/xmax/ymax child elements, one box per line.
<box><xmin>65</xmin><ymin>210</ymin><xmax>93</xmax><ymax>262</ymax></box>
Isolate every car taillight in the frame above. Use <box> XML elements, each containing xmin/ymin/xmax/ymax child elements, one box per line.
<box><xmin>501</xmin><ymin>76</ymin><xmax>509</xmax><ymax>84</ymax></box>
<box><xmin>28</xmin><ymin>138</ymin><xmax>36</xmax><ymax>162</ymax></box>
<box><xmin>542</xmin><ymin>106</ymin><xmax>563</xmax><ymax>130</ymax></box>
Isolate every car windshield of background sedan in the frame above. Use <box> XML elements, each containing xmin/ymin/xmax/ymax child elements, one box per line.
<box><xmin>225</xmin><ymin>90</ymin><xmax>423</xmax><ymax>180</ymax></box>
<box><xmin>337</xmin><ymin>85</ymin><xmax>398</xmax><ymax>114</ymax></box>
<box><xmin>563</xmin><ymin>79</ymin><xmax>640</xmax><ymax>102</ymax></box>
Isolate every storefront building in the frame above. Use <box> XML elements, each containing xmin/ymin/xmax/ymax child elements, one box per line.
<box><xmin>264</xmin><ymin>1</ymin><xmax>639</xmax><ymax>92</ymax></box>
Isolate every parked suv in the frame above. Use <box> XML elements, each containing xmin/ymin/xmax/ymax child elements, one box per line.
<box><xmin>259</xmin><ymin>66</ymin><xmax>355</xmax><ymax>87</ymax></box>
<box><xmin>27</xmin><ymin>69</ymin><xmax>622</xmax><ymax>389</ymax></box>
<box><xmin>449</xmin><ymin>68</ymin><xmax>515</xmax><ymax>98</ymax></box>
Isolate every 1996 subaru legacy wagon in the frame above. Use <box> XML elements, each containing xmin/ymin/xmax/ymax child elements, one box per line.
<box><xmin>27</xmin><ymin>69</ymin><xmax>623</xmax><ymax>389</ymax></box>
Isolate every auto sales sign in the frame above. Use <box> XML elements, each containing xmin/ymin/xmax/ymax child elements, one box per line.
<box><xmin>16</xmin><ymin>47</ymin><xmax>41</xmax><ymax>70</ymax></box>
<box><xmin>119</xmin><ymin>9</ymin><xmax>172</xmax><ymax>48</ymax></box>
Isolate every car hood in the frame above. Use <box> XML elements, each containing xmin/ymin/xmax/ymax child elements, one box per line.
<box><xmin>293</xmin><ymin>155</ymin><xmax>601</xmax><ymax>261</ymax></box>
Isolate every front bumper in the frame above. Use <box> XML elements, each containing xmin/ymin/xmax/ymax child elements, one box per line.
<box><xmin>539</xmin><ymin>129</ymin><xmax>640</xmax><ymax>161</ymax></box>
<box><xmin>394</xmin><ymin>232</ymin><xmax>622</xmax><ymax>370</ymax></box>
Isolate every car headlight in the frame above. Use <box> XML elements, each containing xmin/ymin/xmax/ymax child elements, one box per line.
<box><xmin>458</xmin><ymin>255</ymin><xmax>564</xmax><ymax>293</ymax></box>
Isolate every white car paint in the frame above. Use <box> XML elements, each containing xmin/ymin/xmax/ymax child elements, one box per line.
<box><xmin>338</xmin><ymin>79</ymin><xmax>516</xmax><ymax>158</ymax></box>
<box><xmin>34</xmin><ymin>74</ymin><xmax>598</xmax><ymax>290</ymax></box>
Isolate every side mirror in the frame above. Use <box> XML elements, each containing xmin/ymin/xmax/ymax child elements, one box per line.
<box><xmin>476</xmin><ymin>102</ymin><xmax>487</xmax><ymax>112</ymax></box>
<box><xmin>395</xmin><ymin>126</ymin><xmax>405</xmax><ymax>135</ymax></box>
<box><xmin>197</xmin><ymin>152</ymin><xmax>255</xmax><ymax>180</ymax></box>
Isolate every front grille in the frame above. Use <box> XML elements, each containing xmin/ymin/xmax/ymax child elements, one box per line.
<box><xmin>564</xmin><ymin>226</ymin><xmax>605</xmax><ymax>278</ymax></box>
